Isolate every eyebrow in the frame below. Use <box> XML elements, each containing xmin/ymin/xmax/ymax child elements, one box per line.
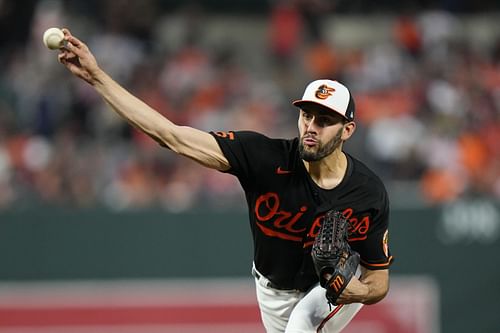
<box><xmin>302</xmin><ymin>109</ymin><xmax>341</xmax><ymax>120</ymax></box>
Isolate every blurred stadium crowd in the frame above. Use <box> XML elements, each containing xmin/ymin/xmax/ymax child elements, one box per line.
<box><xmin>0</xmin><ymin>0</ymin><xmax>499</xmax><ymax>210</ymax></box>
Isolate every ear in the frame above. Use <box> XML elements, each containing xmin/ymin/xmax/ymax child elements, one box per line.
<box><xmin>341</xmin><ymin>122</ymin><xmax>356</xmax><ymax>141</ymax></box>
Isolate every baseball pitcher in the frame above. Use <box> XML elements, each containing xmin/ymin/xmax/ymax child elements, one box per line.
<box><xmin>57</xmin><ymin>28</ymin><xmax>393</xmax><ymax>332</ymax></box>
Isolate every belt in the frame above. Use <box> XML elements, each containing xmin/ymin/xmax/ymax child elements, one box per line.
<box><xmin>252</xmin><ymin>267</ymin><xmax>302</xmax><ymax>292</ymax></box>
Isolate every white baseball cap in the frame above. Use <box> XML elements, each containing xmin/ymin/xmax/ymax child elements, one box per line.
<box><xmin>293</xmin><ymin>79</ymin><xmax>355</xmax><ymax>121</ymax></box>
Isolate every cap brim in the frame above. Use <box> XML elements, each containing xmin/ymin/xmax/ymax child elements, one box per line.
<box><xmin>292</xmin><ymin>100</ymin><xmax>350</xmax><ymax>120</ymax></box>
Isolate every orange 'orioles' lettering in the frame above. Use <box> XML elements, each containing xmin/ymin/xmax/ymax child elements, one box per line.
<box><xmin>255</xmin><ymin>193</ymin><xmax>307</xmax><ymax>242</ymax></box>
<box><xmin>307</xmin><ymin>215</ymin><xmax>323</xmax><ymax>239</ymax></box>
<box><xmin>343</xmin><ymin>208</ymin><xmax>370</xmax><ymax>241</ymax></box>
<box><xmin>303</xmin><ymin>208</ymin><xmax>371</xmax><ymax>247</ymax></box>
<box><xmin>252</xmin><ymin>194</ymin><xmax>372</xmax><ymax>245</ymax></box>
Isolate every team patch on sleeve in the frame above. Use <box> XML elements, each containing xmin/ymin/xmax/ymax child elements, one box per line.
<box><xmin>383</xmin><ymin>229</ymin><xmax>389</xmax><ymax>257</ymax></box>
<box><xmin>359</xmin><ymin>229</ymin><xmax>393</xmax><ymax>269</ymax></box>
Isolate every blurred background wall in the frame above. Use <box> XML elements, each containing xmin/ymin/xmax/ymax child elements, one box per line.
<box><xmin>0</xmin><ymin>0</ymin><xmax>499</xmax><ymax>332</ymax></box>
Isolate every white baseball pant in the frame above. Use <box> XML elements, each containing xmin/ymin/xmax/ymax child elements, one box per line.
<box><xmin>253</xmin><ymin>266</ymin><xmax>363</xmax><ymax>333</ymax></box>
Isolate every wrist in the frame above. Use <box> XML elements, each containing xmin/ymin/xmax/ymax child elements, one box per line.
<box><xmin>91</xmin><ymin>67</ymin><xmax>107</xmax><ymax>87</ymax></box>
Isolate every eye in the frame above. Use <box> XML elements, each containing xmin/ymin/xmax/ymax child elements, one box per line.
<box><xmin>316</xmin><ymin>116</ymin><xmax>335</xmax><ymax>127</ymax></box>
<box><xmin>302</xmin><ymin>111</ymin><xmax>313</xmax><ymax>120</ymax></box>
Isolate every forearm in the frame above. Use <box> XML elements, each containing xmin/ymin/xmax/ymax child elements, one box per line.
<box><xmin>91</xmin><ymin>69</ymin><xmax>229</xmax><ymax>170</ymax></box>
<box><xmin>93</xmin><ymin>69</ymin><xmax>175</xmax><ymax>146</ymax></box>
<box><xmin>358</xmin><ymin>270</ymin><xmax>389</xmax><ymax>304</ymax></box>
<box><xmin>336</xmin><ymin>268</ymin><xmax>389</xmax><ymax>305</ymax></box>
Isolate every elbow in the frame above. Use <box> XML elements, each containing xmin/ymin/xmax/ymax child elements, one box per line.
<box><xmin>149</xmin><ymin>133</ymin><xmax>171</xmax><ymax>149</ymax></box>
<box><xmin>363</xmin><ymin>293</ymin><xmax>387</xmax><ymax>305</ymax></box>
<box><xmin>144</xmin><ymin>125</ymin><xmax>179</xmax><ymax>151</ymax></box>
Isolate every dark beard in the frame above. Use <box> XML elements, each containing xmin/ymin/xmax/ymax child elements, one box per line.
<box><xmin>299</xmin><ymin>128</ymin><xmax>343</xmax><ymax>162</ymax></box>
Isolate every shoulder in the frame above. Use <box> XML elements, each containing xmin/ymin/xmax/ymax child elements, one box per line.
<box><xmin>236</xmin><ymin>131</ymin><xmax>296</xmax><ymax>147</ymax></box>
<box><xmin>210</xmin><ymin>130</ymin><xmax>299</xmax><ymax>177</ymax></box>
<box><xmin>212</xmin><ymin>130</ymin><xmax>297</xmax><ymax>152</ymax></box>
<box><xmin>347</xmin><ymin>153</ymin><xmax>388</xmax><ymax>200</ymax></box>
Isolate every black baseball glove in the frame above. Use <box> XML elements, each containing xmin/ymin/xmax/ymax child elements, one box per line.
<box><xmin>311</xmin><ymin>210</ymin><xmax>360</xmax><ymax>305</ymax></box>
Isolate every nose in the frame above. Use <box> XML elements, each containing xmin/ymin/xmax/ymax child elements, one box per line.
<box><xmin>305</xmin><ymin>116</ymin><xmax>319</xmax><ymax>133</ymax></box>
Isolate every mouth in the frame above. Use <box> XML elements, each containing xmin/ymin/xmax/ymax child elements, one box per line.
<box><xmin>302</xmin><ymin>136</ymin><xmax>318</xmax><ymax>147</ymax></box>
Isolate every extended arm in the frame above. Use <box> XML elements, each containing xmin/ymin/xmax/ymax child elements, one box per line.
<box><xmin>336</xmin><ymin>267</ymin><xmax>389</xmax><ymax>305</ymax></box>
<box><xmin>58</xmin><ymin>28</ymin><xmax>230</xmax><ymax>171</ymax></box>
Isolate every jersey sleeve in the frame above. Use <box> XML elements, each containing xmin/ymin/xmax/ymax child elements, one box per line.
<box><xmin>210</xmin><ymin>130</ymin><xmax>276</xmax><ymax>186</ymax></box>
<box><xmin>350</xmin><ymin>188</ymin><xmax>393</xmax><ymax>270</ymax></box>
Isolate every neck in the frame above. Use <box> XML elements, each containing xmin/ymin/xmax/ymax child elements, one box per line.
<box><xmin>303</xmin><ymin>149</ymin><xmax>347</xmax><ymax>190</ymax></box>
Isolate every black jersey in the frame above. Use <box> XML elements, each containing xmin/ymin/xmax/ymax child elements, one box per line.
<box><xmin>212</xmin><ymin>130</ymin><xmax>393</xmax><ymax>291</ymax></box>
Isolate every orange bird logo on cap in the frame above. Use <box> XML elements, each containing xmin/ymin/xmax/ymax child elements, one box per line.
<box><xmin>315</xmin><ymin>84</ymin><xmax>335</xmax><ymax>99</ymax></box>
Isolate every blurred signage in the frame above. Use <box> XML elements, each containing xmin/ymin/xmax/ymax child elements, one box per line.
<box><xmin>0</xmin><ymin>276</ymin><xmax>438</xmax><ymax>333</ymax></box>
<box><xmin>439</xmin><ymin>199</ymin><xmax>499</xmax><ymax>244</ymax></box>
<box><xmin>345</xmin><ymin>276</ymin><xmax>439</xmax><ymax>333</ymax></box>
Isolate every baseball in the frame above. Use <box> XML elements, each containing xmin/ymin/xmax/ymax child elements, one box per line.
<box><xmin>42</xmin><ymin>27</ymin><xmax>64</xmax><ymax>50</ymax></box>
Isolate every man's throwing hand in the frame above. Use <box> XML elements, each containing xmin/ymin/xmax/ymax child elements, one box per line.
<box><xmin>58</xmin><ymin>28</ymin><xmax>101</xmax><ymax>85</ymax></box>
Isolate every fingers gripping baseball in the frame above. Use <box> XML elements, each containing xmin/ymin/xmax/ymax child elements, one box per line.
<box><xmin>58</xmin><ymin>28</ymin><xmax>100</xmax><ymax>85</ymax></box>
